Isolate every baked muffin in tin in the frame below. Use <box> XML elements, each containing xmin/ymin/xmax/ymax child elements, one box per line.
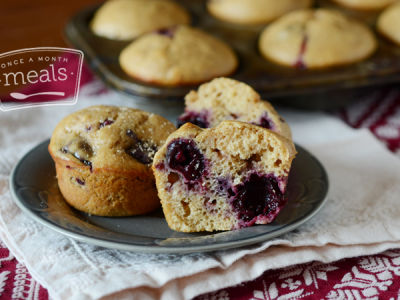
<box><xmin>378</xmin><ymin>2</ymin><xmax>400</xmax><ymax>46</ymax></box>
<box><xmin>331</xmin><ymin>0</ymin><xmax>397</xmax><ymax>11</ymax></box>
<box><xmin>119</xmin><ymin>25</ymin><xmax>238</xmax><ymax>86</ymax></box>
<box><xmin>91</xmin><ymin>0</ymin><xmax>190</xmax><ymax>40</ymax></box>
<box><xmin>259</xmin><ymin>9</ymin><xmax>377</xmax><ymax>69</ymax></box>
<box><xmin>207</xmin><ymin>0</ymin><xmax>313</xmax><ymax>24</ymax></box>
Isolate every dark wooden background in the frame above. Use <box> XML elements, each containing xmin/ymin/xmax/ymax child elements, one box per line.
<box><xmin>0</xmin><ymin>0</ymin><xmax>102</xmax><ymax>53</ymax></box>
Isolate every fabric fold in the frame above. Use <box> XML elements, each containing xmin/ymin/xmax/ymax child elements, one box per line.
<box><xmin>0</xmin><ymin>91</ymin><xmax>399</xmax><ymax>300</ymax></box>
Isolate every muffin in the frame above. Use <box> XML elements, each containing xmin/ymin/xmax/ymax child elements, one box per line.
<box><xmin>90</xmin><ymin>0</ymin><xmax>190</xmax><ymax>40</ymax></box>
<box><xmin>207</xmin><ymin>0</ymin><xmax>313</xmax><ymax>25</ymax></box>
<box><xmin>48</xmin><ymin>105</ymin><xmax>176</xmax><ymax>216</ymax></box>
<box><xmin>119</xmin><ymin>25</ymin><xmax>238</xmax><ymax>86</ymax></box>
<box><xmin>177</xmin><ymin>77</ymin><xmax>292</xmax><ymax>140</ymax></box>
<box><xmin>377</xmin><ymin>2</ymin><xmax>400</xmax><ymax>45</ymax></box>
<box><xmin>331</xmin><ymin>0</ymin><xmax>397</xmax><ymax>11</ymax></box>
<box><xmin>152</xmin><ymin>121</ymin><xmax>296</xmax><ymax>232</ymax></box>
<box><xmin>259</xmin><ymin>9</ymin><xmax>377</xmax><ymax>69</ymax></box>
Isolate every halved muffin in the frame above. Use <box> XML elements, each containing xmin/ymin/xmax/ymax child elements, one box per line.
<box><xmin>153</xmin><ymin>121</ymin><xmax>296</xmax><ymax>232</ymax></box>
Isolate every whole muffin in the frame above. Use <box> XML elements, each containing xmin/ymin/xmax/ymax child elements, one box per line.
<box><xmin>152</xmin><ymin>121</ymin><xmax>296</xmax><ymax>232</ymax></box>
<box><xmin>207</xmin><ymin>0</ymin><xmax>312</xmax><ymax>24</ymax></box>
<box><xmin>331</xmin><ymin>0</ymin><xmax>397</xmax><ymax>10</ymax></box>
<box><xmin>119</xmin><ymin>25</ymin><xmax>238</xmax><ymax>86</ymax></box>
<box><xmin>49</xmin><ymin>105</ymin><xmax>176</xmax><ymax>216</ymax></box>
<box><xmin>177</xmin><ymin>77</ymin><xmax>292</xmax><ymax>140</ymax></box>
<box><xmin>378</xmin><ymin>2</ymin><xmax>400</xmax><ymax>45</ymax></box>
<box><xmin>90</xmin><ymin>0</ymin><xmax>190</xmax><ymax>40</ymax></box>
<box><xmin>259</xmin><ymin>9</ymin><xmax>377</xmax><ymax>69</ymax></box>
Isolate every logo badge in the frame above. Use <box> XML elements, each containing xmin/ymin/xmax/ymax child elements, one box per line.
<box><xmin>0</xmin><ymin>47</ymin><xmax>84</xmax><ymax>111</ymax></box>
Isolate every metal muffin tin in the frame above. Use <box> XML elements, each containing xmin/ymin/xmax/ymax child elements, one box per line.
<box><xmin>64</xmin><ymin>0</ymin><xmax>400</xmax><ymax>109</ymax></box>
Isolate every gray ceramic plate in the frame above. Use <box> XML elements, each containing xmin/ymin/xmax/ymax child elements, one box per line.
<box><xmin>10</xmin><ymin>140</ymin><xmax>328</xmax><ymax>253</ymax></box>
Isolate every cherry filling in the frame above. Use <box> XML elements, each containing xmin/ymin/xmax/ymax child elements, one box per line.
<box><xmin>217</xmin><ymin>178</ymin><xmax>235</xmax><ymax>197</ymax></box>
<box><xmin>61</xmin><ymin>140</ymin><xmax>93</xmax><ymax>171</ymax></box>
<box><xmin>75</xmin><ymin>178</ymin><xmax>85</xmax><ymax>186</ymax></box>
<box><xmin>99</xmin><ymin>118</ymin><xmax>114</xmax><ymax>128</ymax></box>
<box><xmin>257</xmin><ymin>113</ymin><xmax>274</xmax><ymax>130</ymax></box>
<box><xmin>294</xmin><ymin>35</ymin><xmax>308</xmax><ymax>69</ymax></box>
<box><xmin>126</xmin><ymin>129</ymin><xmax>157</xmax><ymax>165</ymax></box>
<box><xmin>218</xmin><ymin>173</ymin><xmax>283</xmax><ymax>224</ymax></box>
<box><xmin>166</xmin><ymin>138</ymin><xmax>205</xmax><ymax>182</ymax></box>
<box><xmin>177</xmin><ymin>111</ymin><xmax>209</xmax><ymax>128</ymax></box>
<box><xmin>156</xmin><ymin>28</ymin><xmax>175</xmax><ymax>38</ymax></box>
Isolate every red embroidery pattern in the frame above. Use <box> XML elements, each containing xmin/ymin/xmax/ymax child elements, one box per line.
<box><xmin>198</xmin><ymin>250</ymin><xmax>400</xmax><ymax>300</ymax></box>
<box><xmin>0</xmin><ymin>242</ymin><xmax>48</xmax><ymax>300</ymax></box>
<box><xmin>340</xmin><ymin>88</ymin><xmax>400</xmax><ymax>153</ymax></box>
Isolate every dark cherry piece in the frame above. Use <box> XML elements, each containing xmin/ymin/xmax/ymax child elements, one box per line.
<box><xmin>156</xmin><ymin>28</ymin><xmax>175</xmax><ymax>38</ymax></box>
<box><xmin>125</xmin><ymin>129</ymin><xmax>157</xmax><ymax>164</ymax></box>
<box><xmin>61</xmin><ymin>142</ymin><xmax>93</xmax><ymax>172</ymax></box>
<box><xmin>73</xmin><ymin>154</ymin><xmax>93</xmax><ymax>171</ymax></box>
<box><xmin>258</xmin><ymin>113</ymin><xmax>273</xmax><ymax>130</ymax></box>
<box><xmin>99</xmin><ymin>119</ymin><xmax>114</xmax><ymax>128</ymax></box>
<box><xmin>75</xmin><ymin>178</ymin><xmax>85</xmax><ymax>186</ymax></box>
<box><xmin>294</xmin><ymin>35</ymin><xmax>308</xmax><ymax>69</ymax></box>
<box><xmin>177</xmin><ymin>111</ymin><xmax>209</xmax><ymax>128</ymax></box>
<box><xmin>166</xmin><ymin>138</ymin><xmax>205</xmax><ymax>182</ymax></box>
<box><xmin>228</xmin><ymin>173</ymin><xmax>282</xmax><ymax>222</ymax></box>
<box><xmin>127</xmin><ymin>147</ymin><xmax>154</xmax><ymax>164</ymax></box>
<box><xmin>74</xmin><ymin>141</ymin><xmax>93</xmax><ymax>171</ymax></box>
<box><xmin>126</xmin><ymin>129</ymin><xmax>138</xmax><ymax>141</ymax></box>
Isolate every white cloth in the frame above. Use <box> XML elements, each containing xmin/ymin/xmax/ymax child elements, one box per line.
<box><xmin>1</xmin><ymin>88</ymin><xmax>400</xmax><ymax>300</ymax></box>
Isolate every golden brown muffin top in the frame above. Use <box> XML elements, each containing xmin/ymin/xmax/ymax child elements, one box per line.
<box><xmin>91</xmin><ymin>0</ymin><xmax>190</xmax><ymax>40</ymax></box>
<box><xmin>119</xmin><ymin>25</ymin><xmax>238</xmax><ymax>86</ymax></box>
<box><xmin>49</xmin><ymin>105</ymin><xmax>176</xmax><ymax>172</ymax></box>
<box><xmin>207</xmin><ymin>0</ymin><xmax>312</xmax><ymax>24</ymax></box>
<box><xmin>259</xmin><ymin>9</ymin><xmax>377</xmax><ymax>69</ymax></box>
<box><xmin>181</xmin><ymin>77</ymin><xmax>292</xmax><ymax>140</ymax></box>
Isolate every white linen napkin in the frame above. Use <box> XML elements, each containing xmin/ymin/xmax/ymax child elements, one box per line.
<box><xmin>1</xmin><ymin>89</ymin><xmax>400</xmax><ymax>300</ymax></box>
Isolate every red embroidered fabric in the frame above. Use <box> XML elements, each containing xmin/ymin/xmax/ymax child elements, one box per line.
<box><xmin>1</xmin><ymin>69</ymin><xmax>399</xmax><ymax>299</ymax></box>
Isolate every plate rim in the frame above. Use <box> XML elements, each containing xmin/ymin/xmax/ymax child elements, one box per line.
<box><xmin>9</xmin><ymin>139</ymin><xmax>329</xmax><ymax>254</ymax></box>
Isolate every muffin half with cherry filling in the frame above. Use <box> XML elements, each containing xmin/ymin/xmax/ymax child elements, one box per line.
<box><xmin>177</xmin><ymin>77</ymin><xmax>292</xmax><ymax>140</ymax></box>
<box><xmin>49</xmin><ymin>105</ymin><xmax>176</xmax><ymax>216</ymax></box>
<box><xmin>152</xmin><ymin>121</ymin><xmax>296</xmax><ymax>232</ymax></box>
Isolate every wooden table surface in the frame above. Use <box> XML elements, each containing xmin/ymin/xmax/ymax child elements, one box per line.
<box><xmin>0</xmin><ymin>0</ymin><xmax>102</xmax><ymax>53</ymax></box>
